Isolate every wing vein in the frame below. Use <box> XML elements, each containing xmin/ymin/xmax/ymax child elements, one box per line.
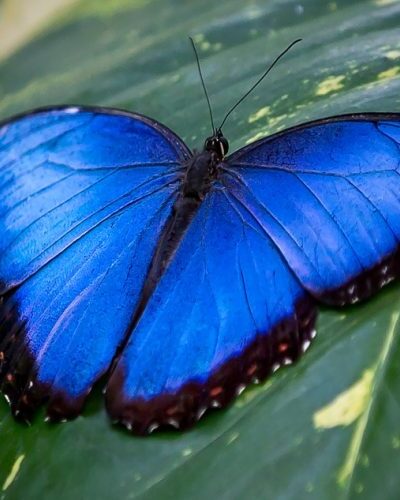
<box><xmin>294</xmin><ymin>173</ymin><xmax>364</xmax><ymax>268</ymax></box>
<box><xmin>345</xmin><ymin>177</ymin><xmax>399</xmax><ymax>243</ymax></box>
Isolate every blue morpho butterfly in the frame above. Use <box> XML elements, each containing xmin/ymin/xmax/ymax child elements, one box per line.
<box><xmin>0</xmin><ymin>38</ymin><xmax>400</xmax><ymax>435</ymax></box>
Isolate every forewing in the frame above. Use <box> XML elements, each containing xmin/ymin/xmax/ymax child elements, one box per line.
<box><xmin>106</xmin><ymin>184</ymin><xmax>316</xmax><ymax>433</ymax></box>
<box><xmin>0</xmin><ymin>106</ymin><xmax>190</xmax><ymax>419</ymax></box>
<box><xmin>226</xmin><ymin>114</ymin><xmax>400</xmax><ymax>305</ymax></box>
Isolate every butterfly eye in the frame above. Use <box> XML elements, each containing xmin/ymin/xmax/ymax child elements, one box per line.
<box><xmin>204</xmin><ymin>137</ymin><xmax>214</xmax><ymax>150</ymax></box>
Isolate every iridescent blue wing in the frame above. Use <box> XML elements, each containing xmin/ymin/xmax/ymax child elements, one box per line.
<box><xmin>0</xmin><ymin>106</ymin><xmax>190</xmax><ymax>419</ymax></box>
<box><xmin>107</xmin><ymin>113</ymin><xmax>400</xmax><ymax>434</ymax></box>
<box><xmin>224</xmin><ymin>113</ymin><xmax>400</xmax><ymax>305</ymax></box>
<box><xmin>106</xmin><ymin>184</ymin><xmax>316</xmax><ymax>433</ymax></box>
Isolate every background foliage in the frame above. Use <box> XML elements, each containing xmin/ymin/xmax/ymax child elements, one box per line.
<box><xmin>0</xmin><ymin>0</ymin><xmax>400</xmax><ymax>498</ymax></box>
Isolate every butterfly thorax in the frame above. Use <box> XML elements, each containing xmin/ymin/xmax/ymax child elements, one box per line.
<box><xmin>180</xmin><ymin>129</ymin><xmax>228</xmax><ymax>197</ymax></box>
<box><xmin>182</xmin><ymin>150</ymin><xmax>219</xmax><ymax>201</ymax></box>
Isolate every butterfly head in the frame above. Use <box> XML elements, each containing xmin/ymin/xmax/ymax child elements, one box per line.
<box><xmin>204</xmin><ymin>129</ymin><xmax>229</xmax><ymax>160</ymax></box>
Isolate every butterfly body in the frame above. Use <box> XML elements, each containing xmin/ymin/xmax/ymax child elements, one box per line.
<box><xmin>142</xmin><ymin>131</ymin><xmax>230</xmax><ymax>304</ymax></box>
<box><xmin>140</xmin><ymin>149</ymin><xmax>218</xmax><ymax>308</ymax></box>
<box><xmin>0</xmin><ymin>105</ymin><xmax>400</xmax><ymax>434</ymax></box>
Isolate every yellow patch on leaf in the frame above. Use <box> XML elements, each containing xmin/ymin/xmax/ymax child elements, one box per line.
<box><xmin>315</xmin><ymin>75</ymin><xmax>346</xmax><ymax>96</ymax></box>
<box><xmin>385</xmin><ymin>50</ymin><xmax>400</xmax><ymax>60</ymax></box>
<box><xmin>378</xmin><ymin>66</ymin><xmax>400</xmax><ymax>80</ymax></box>
<box><xmin>313</xmin><ymin>370</ymin><xmax>373</xmax><ymax>429</ymax></box>
<box><xmin>375</xmin><ymin>0</ymin><xmax>399</xmax><ymax>5</ymax></box>
<box><xmin>315</xmin><ymin>75</ymin><xmax>346</xmax><ymax>95</ymax></box>
<box><xmin>248</xmin><ymin>106</ymin><xmax>271</xmax><ymax>124</ymax></box>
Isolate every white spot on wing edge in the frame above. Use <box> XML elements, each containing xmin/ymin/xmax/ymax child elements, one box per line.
<box><xmin>2</xmin><ymin>455</ymin><xmax>25</xmax><ymax>492</ymax></box>
<box><xmin>64</xmin><ymin>107</ymin><xmax>81</xmax><ymax>114</ymax></box>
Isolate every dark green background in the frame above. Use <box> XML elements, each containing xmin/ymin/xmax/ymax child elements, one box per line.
<box><xmin>0</xmin><ymin>0</ymin><xmax>400</xmax><ymax>498</ymax></box>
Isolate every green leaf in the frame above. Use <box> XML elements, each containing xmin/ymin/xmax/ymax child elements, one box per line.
<box><xmin>1</xmin><ymin>0</ymin><xmax>400</xmax><ymax>498</ymax></box>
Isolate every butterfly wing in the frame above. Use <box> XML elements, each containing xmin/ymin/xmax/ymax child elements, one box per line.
<box><xmin>225</xmin><ymin>113</ymin><xmax>400</xmax><ymax>305</ymax></box>
<box><xmin>0</xmin><ymin>106</ymin><xmax>190</xmax><ymax>419</ymax></box>
<box><xmin>106</xmin><ymin>183</ymin><xmax>316</xmax><ymax>433</ymax></box>
<box><xmin>107</xmin><ymin>113</ymin><xmax>400</xmax><ymax>433</ymax></box>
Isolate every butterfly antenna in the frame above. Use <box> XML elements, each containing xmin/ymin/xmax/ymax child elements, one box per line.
<box><xmin>218</xmin><ymin>38</ymin><xmax>302</xmax><ymax>130</ymax></box>
<box><xmin>189</xmin><ymin>36</ymin><xmax>216</xmax><ymax>135</ymax></box>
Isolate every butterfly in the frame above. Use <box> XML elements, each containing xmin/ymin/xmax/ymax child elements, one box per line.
<box><xmin>0</xmin><ymin>39</ymin><xmax>400</xmax><ymax>435</ymax></box>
